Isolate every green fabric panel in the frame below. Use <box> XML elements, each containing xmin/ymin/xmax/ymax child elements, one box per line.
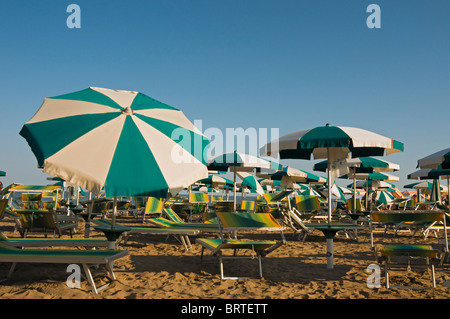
<box><xmin>104</xmin><ymin>116</ymin><xmax>169</xmax><ymax>198</ymax></box>
<box><xmin>392</xmin><ymin>140</ymin><xmax>404</xmax><ymax>152</ymax></box>
<box><xmin>380</xmin><ymin>245</ymin><xmax>438</xmax><ymax>258</ymax></box>
<box><xmin>49</xmin><ymin>88</ymin><xmax>122</xmax><ymax>110</ymax></box>
<box><xmin>164</xmin><ymin>208</ymin><xmax>184</xmax><ymax>223</ymax></box>
<box><xmin>130</xmin><ymin>92</ymin><xmax>178</xmax><ymax>111</ymax></box>
<box><xmin>145</xmin><ymin>197</ymin><xmax>164</xmax><ymax>213</ymax></box>
<box><xmin>134</xmin><ymin>114</ymin><xmax>209</xmax><ymax>165</ymax></box>
<box><xmin>300</xmin><ymin>126</ymin><xmax>350</xmax><ymax>149</ymax></box>
<box><xmin>216</xmin><ymin>212</ymin><xmax>281</xmax><ymax>228</ymax></box>
<box><xmin>19</xmin><ymin>113</ymin><xmax>120</xmax><ymax>167</ymax></box>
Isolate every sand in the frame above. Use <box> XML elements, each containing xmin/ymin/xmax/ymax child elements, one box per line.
<box><xmin>0</xmin><ymin>214</ymin><xmax>450</xmax><ymax>304</ymax></box>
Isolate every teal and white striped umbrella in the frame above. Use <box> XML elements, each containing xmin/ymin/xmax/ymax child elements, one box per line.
<box><xmin>376</xmin><ymin>190</ymin><xmax>394</xmax><ymax>206</ymax></box>
<box><xmin>20</xmin><ymin>87</ymin><xmax>210</xmax><ymax>198</ymax></box>
<box><xmin>237</xmin><ymin>172</ymin><xmax>265</xmax><ymax>196</ymax></box>
<box><xmin>417</xmin><ymin>147</ymin><xmax>450</xmax><ymax>169</ymax></box>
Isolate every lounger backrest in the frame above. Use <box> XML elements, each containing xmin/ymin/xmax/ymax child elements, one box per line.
<box><xmin>145</xmin><ymin>197</ymin><xmax>164</xmax><ymax>214</ymax></box>
<box><xmin>164</xmin><ymin>208</ymin><xmax>184</xmax><ymax>223</ymax></box>
<box><xmin>371</xmin><ymin>211</ymin><xmax>445</xmax><ymax>224</ymax></box>
<box><xmin>214</xmin><ymin>201</ymin><xmax>234</xmax><ymax>212</ymax></box>
<box><xmin>17</xmin><ymin>210</ymin><xmax>57</xmax><ymax>229</ymax></box>
<box><xmin>0</xmin><ymin>199</ymin><xmax>8</xmax><ymax>219</ymax></box>
<box><xmin>295</xmin><ymin>195</ymin><xmax>321</xmax><ymax>212</ymax></box>
<box><xmin>240</xmin><ymin>200</ymin><xmax>256</xmax><ymax>212</ymax></box>
<box><xmin>189</xmin><ymin>192</ymin><xmax>209</xmax><ymax>203</ymax></box>
<box><xmin>22</xmin><ymin>193</ymin><xmax>42</xmax><ymax>209</ymax></box>
<box><xmin>216</xmin><ymin>211</ymin><xmax>283</xmax><ymax>231</ymax></box>
<box><xmin>347</xmin><ymin>198</ymin><xmax>363</xmax><ymax>212</ymax></box>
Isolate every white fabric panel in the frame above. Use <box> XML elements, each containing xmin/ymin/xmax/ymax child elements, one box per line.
<box><xmin>27</xmin><ymin>98</ymin><xmax>118</xmax><ymax>124</ymax></box>
<box><xmin>339</xmin><ymin>127</ymin><xmax>392</xmax><ymax>149</ymax></box>
<box><xmin>418</xmin><ymin>147</ymin><xmax>450</xmax><ymax>169</ymax></box>
<box><xmin>43</xmin><ymin>116</ymin><xmax>126</xmax><ymax>195</ymax></box>
<box><xmin>91</xmin><ymin>87</ymin><xmax>138</xmax><ymax>109</ymax></box>
<box><xmin>132</xmin><ymin>116</ymin><xmax>207</xmax><ymax>195</ymax></box>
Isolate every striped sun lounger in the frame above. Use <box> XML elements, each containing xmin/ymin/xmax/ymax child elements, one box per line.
<box><xmin>0</xmin><ymin>243</ymin><xmax>129</xmax><ymax>294</ymax></box>
<box><xmin>370</xmin><ymin>211</ymin><xmax>448</xmax><ymax>288</ymax></box>
<box><xmin>196</xmin><ymin>211</ymin><xmax>285</xmax><ymax>279</ymax></box>
<box><xmin>92</xmin><ymin>218</ymin><xmax>199</xmax><ymax>251</ymax></box>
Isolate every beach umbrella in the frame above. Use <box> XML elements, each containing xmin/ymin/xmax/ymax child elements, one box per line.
<box><xmin>417</xmin><ymin>147</ymin><xmax>450</xmax><ymax>170</ymax></box>
<box><xmin>208</xmin><ymin>151</ymin><xmax>278</xmax><ymax>210</ymax></box>
<box><xmin>404</xmin><ymin>181</ymin><xmax>439</xmax><ymax>191</ymax></box>
<box><xmin>0</xmin><ymin>171</ymin><xmax>6</xmax><ymax>177</ymax></box>
<box><xmin>20</xmin><ymin>87</ymin><xmax>210</xmax><ymax>235</ymax></box>
<box><xmin>375</xmin><ymin>190</ymin><xmax>394</xmax><ymax>206</ymax></box>
<box><xmin>237</xmin><ymin>172</ymin><xmax>265</xmax><ymax>196</ymax></box>
<box><xmin>261</xmin><ymin>123</ymin><xmax>403</xmax><ymax>269</ymax></box>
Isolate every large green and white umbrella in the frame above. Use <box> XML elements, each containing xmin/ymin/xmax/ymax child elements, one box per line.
<box><xmin>20</xmin><ymin>87</ymin><xmax>210</xmax><ymax>199</ymax></box>
<box><xmin>261</xmin><ymin>124</ymin><xmax>404</xmax><ymax>269</ymax></box>
<box><xmin>0</xmin><ymin>171</ymin><xmax>6</xmax><ymax>177</ymax></box>
<box><xmin>417</xmin><ymin>147</ymin><xmax>450</xmax><ymax>170</ymax></box>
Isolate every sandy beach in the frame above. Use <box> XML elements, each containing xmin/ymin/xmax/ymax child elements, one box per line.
<box><xmin>0</xmin><ymin>214</ymin><xmax>449</xmax><ymax>302</ymax></box>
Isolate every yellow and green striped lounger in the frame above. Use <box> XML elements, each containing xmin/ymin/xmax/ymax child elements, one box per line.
<box><xmin>92</xmin><ymin>218</ymin><xmax>200</xmax><ymax>251</ymax></box>
<box><xmin>370</xmin><ymin>211</ymin><xmax>448</xmax><ymax>289</ymax></box>
<box><xmin>0</xmin><ymin>243</ymin><xmax>129</xmax><ymax>294</ymax></box>
<box><xmin>196</xmin><ymin>212</ymin><xmax>285</xmax><ymax>280</ymax></box>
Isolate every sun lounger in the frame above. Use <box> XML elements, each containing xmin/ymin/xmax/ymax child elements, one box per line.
<box><xmin>370</xmin><ymin>211</ymin><xmax>448</xmax><ymax>288</ymax></box>
<box><xmin>196</xmin><ymin>211</ymin><xmax>286</xmax><ymax>279</ymax></box>
<box><xmin>0</xmin><ymin>243</ymin><xmax>129</xmax><ymax>294</ymax></box>
<box><xmin>92</xmin><ymin>218</ymin><xmax>200</xmax><ymax>251</ymax></box>
<box><xmin>14</xmin><ymin>209</ymin><xmax>78</xmax><ymax>238</ymax></box>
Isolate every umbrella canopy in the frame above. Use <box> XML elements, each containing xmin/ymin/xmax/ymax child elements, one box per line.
<box><xmin>404</xmin><ymin>181</ymin><xmax>441</xmax><ymax>191</ymax></box>
<box><xmin>417</xmin><ymin>147</ymin><xmax>450</xmax><ymax>169</ymax></box>
<box><xmin>19</xmin><ymin>87</ymin><xmax>210</xmax><ymax>198</ymax></box>
<box><xmin>376</xmin><ymin>190</ymin><xmax>394</xmax><ymax>205</ymax></box>
<box><xmin>314</xmin><ymin>156</ymin><xmax>400</xmax><ymax>174</ymax></box>
<box><xmin>270</xmin><ymin>166</ymin><xmax>326</xmax><ymax>184</ymax></box>
<box><xmin>0</xmin><ymin>171</ymin><xmax>6</xmax><ymax>177</ymax></box>
<box><xmin>237</xmin><ymin>172</ymin><xmax>265</xmax><ymax>196</ymax></box>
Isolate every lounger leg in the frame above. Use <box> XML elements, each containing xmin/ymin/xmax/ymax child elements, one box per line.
<box><xmin>431</xmin><ymin>264</ymin><xmax>436</xmax><ymax>288</ymax></box>
<box><xmin>385</xmin><ymin>263</ymin><xmax>389</xmax><ymax>289</ymax></box>
<box><xmin>106</xmin><ymin>261</ymin><xmax>116</xmax><ymax>281</ymax></box>
<box><xmin>82</xmin><ymin>263</ymin><xmax>98</xmax><ymax>294</ymax></box>
<box><xmin>219</xmin><ymin>256</ymin><xmax>225</xmax><ymax>280</ymax></box>
<box><xmin>258</xmin><ymin>255</ymin><xmax>263</xmax><ymax>278</ymax></box>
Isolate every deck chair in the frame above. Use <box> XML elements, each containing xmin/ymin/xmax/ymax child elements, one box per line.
<box><xmin>0</xmin><ymin>229</ymin><xmax>108</xmax><ymax>248</ymax></box>
<box><xmin>211</xmin><ymin>195</ymin><xmax>224</xmax><ymax>202</ymax></box>
<box><xmin>0</xmin><ymin>243</ymin><xmax>129</xmax><ymax>294</ymax></box>
<box><xmin>91</xmin><ymin>218</ymin><xmax>199</xmax><ymax>251</ymax></box>
<box><xmin>260</xmin><ymin>190</ymin><xmax>294</xmax><ymax>217</ymax></box>
<box><xmin>287</xmin><ymin>195</ymin><xmax>324</xmax><ymax>235</ymax></box>
<box><xmin>14</xmin><ymin>209</ymin><xmax>78</xmax><ymax>238</ymax></box>
<box><xmin>370</xmin><ymin>211</ymin><xmax>448</xmax><ymax>289</ymax></box>
<box><xmin>188</xmin><ymin>192</ymin><xmax>209</xmax><ymax>221</ymax></box>
<box><xmin>160</xmin><ymin>208</ymin><xmax>221</xmax><ymax>232</ymax></box>
<box><xmin>196</xmin><ymin>211</ymin><xmax>286</xmax><ymax>279</ymax></box>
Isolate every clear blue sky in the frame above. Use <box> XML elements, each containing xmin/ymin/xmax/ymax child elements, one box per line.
<box><xmin>0</xmin><ymin>0</ymin><xmax>449</xmax><ymax>191</ymax></box>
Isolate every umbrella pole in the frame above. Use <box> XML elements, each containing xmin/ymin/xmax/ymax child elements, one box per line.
<box><xmin>327</xmin><ymin>156</ymin><xmax>332</xmax><ymax>226</ymax></box>
<box><xmin>233</xmin><ymin>170</ymin><xmax>237</xmax><ymax>212</ymax></box>
<box><xmin>353</xmin><ymin>169</ymin><xmax>357</xmax><ymax>214</ymax></box>
<box><xmin>112</xmin><ymin>197</ymin><xmax>117</xmax><ymax>227</ymax></box>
